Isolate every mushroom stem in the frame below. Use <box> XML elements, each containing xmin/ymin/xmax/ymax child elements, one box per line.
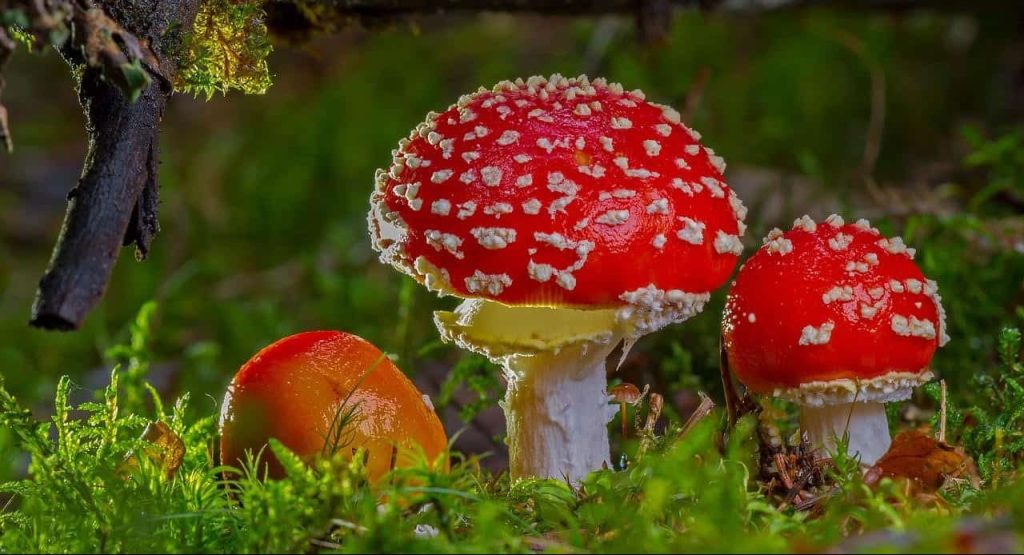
<box><xmin>799</xmin><ymin>401</ymin><xmax>891</xmax><ymax>466</ymax></box>
<box><xmin>620</xmin><ymin>401</ymin><xmax>629</xmax><ymax>439</ymax></box>
<box><xmin>434</xmin><ymin>299</ymin><xmax>635</xmax><ymax>481</ymax></box>
<box><xmin>502</xmin><ymin>340</ymin><xmax>618</xmax><ymax>481</ymax></box>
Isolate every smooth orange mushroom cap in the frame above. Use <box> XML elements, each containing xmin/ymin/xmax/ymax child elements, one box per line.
<box><xmin>219</xmin><ymin>331</ymin><xmax>448</xmax><ymax>481</ymax></box>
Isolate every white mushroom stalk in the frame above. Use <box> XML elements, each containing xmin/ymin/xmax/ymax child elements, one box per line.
<box><xmin>436</xmin><ymin>297</ymin><xmax>705</xmax><ymax>481</ymax></box>
<box><xmin>431</xmin><ymin>295</ymin><xmax>722</xmax><ymax>482</ymax></box>
<box><xmin>503</xmin><ymin>336</ymin><xmax>620</xmax><ymax>479</ymax></box>
<box><xmin>435</xmin><ymin>301</ymin><xmax>620</xmax><ymax>480</ymax></box>
<box><xmin>779</xmin><ymin>370</ymin><xmax>933</xmax><ymax>466</ymax></box>
<box><xmin>799</xmin><ymin>401</ymin><xmax>891</xmax><ymax>466</ymax></box>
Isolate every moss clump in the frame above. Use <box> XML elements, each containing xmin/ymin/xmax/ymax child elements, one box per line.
<box><xmin>174</xmin><ymin>0</ymin><xmax>272</xmax><ymax>98</ymax></box>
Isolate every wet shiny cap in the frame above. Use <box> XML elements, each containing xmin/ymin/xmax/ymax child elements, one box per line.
<box><xmin>722</xmin><ymin>215</ymin><xmax>948</xmax><ymax>407</ymax></box>
<box><xmin>369</xmin><ymin>74</ymin><xmax>746</xmax><ymax>312</ymax></box>
<box><xmin>219</xmin><ymin>331</ymin><xmax>448</xmax><ymax>480</ymax></box>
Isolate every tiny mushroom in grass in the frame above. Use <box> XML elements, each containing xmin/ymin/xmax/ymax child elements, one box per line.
<box><xmin>219</xmin><ymin>331</ymin><xmax>448</xmax><ymax>481</ymax></box>
<box><xmin>722</xmin><ymin>215</ymin><xmax>949</xmax><ymax>466</ymax></box>
<box><xmin>608</xmin><ymin>382</ymin><xmax>646</xmax><ymax>438</ymax></box>
<box><xmin>369</xmin><ymin>74</ymin><xmax>746</xmax><ymax>481</ymax></box>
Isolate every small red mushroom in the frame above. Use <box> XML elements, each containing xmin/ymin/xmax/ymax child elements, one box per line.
<box><xmin>722</xmin><ymin>215</ymin><xmax>949</xmax><ymax>465</ymax></box>
<box><xmin>219</xmin><ymin>331</ymin><xmax>448</xmax><ymax>481</ymax></box>
<box><xmin>370</xmin><ymin>74</ymin><xmax>746</xmax><ymax>481</ymax></box>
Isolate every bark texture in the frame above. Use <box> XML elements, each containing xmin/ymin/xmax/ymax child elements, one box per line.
<box><xmin>28</xmin><ymin>0</ymin><xmax>200</xmax><ymax>330</ymax></box>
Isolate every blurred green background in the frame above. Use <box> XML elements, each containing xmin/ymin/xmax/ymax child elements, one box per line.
<box><xmin>2</xmin><ymin>8</ymin><xmax>1023</xmax><ymax>473</ymax></box>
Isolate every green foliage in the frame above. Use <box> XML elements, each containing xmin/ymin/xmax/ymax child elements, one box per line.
<box><xmin>1</xmin><ymin>10</ymin><xmax>35</xmax><ymax>51</ymax></box>
<box><xmin>436</xmin><ymin>354</ymin><xmax>502</xmax><ymax>423</ymax></box>
<box><xmin>2</xmin><ymin>364</ymin><xmax>1023</xmax><ymax>553</ymax></box>
<box><xmin>0</xmin><ymin>303</ymin><xmax>1020</xmax><ymax>552</ymax></box>
<box><xmin>105</xmin><ymin>301</ymin><xmax>158</xmax><ymax>415</ymax></box>
<box><xmin>926</xmin><ymin>327</ymin><xmax>1024</xmax><ymax>482</ymax></box>
<box><xmin>0</xmin><ymin>371</ymin><xmax>156</xmax><ymax>552</ymax></box>
<box><xmin>175</xmin><ymin>0</ymin><xmax>272</xmax><ymax>98</ymax></box>
<box><xmin>963</xmin><ymin>126</ymin><xmax>1024</xmax><ymax>213</ymax></box>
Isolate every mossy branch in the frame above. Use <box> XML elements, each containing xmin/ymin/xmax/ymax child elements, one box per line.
<box><xmin>22</xmin><ymin>0</ymin><xmax>202</xmax><ymax>330</ymax></box>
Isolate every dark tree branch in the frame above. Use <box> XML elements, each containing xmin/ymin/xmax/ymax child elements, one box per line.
<box><xmin>123</xmin><ymin>139</ymin><xmax>160</xmax><ymax>256</ymax></box>
<box><xmin>29</xmin><ymin>0</ymin><xmax>200</xmax><ymax>330</ymax></box>
<box><xmin>265</xmin><ymin>0</ymin><xmax>1018</xmax><ymax>62</ymax></box>
<box><xmin>266</xmin><ymin>0</ymin><xmax>1014</xmax><ymax>16</ymax></box>
<box><xmin>637</xmin><ymin>0</ymin><xmax>672</xmax><ymax>45</ymax></box>
<box><xmin>30</xmin><ymin>64</ymin><xmax>165</xmax><ymax>330</ymax></box>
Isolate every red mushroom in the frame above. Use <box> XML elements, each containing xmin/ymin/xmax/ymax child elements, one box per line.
<box><xmin>722</xmin><ymin>215</ymin><xmax>949</xmax><ymax>465</ymax></box>
<box><xmin>369</xmin><ymin>74</ymin><xmax>746</xmax><ymax>480</ymax></box>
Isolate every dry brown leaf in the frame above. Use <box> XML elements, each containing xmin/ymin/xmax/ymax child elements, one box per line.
<box><xmin>122</xmin><ymin>421</ymin><xmax>186</xmax><ymax>479</ymax></box>
<box><xmin>865</xmin><ymin>429</ymin><xmax>979</xmax><ymax>493</ymax></box>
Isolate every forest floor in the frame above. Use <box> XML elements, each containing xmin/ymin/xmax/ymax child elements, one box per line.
<box><xmin>1</xmin><ymin>8</ymin><xmax>1024</xmax><ymax>553</ymax></box>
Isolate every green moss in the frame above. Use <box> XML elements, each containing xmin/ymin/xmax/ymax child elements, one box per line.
<box><xmin>0</xmin><ymin>301</ymin><xmax>1022</xmax><ymax>552</ymax></box>
<box><xmin>174</xmin><ymin>0</ymin><xmax>273</xmax><ymax>98</ymax></box>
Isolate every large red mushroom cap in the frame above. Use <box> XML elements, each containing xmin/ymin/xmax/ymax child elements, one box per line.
<box><xmin>369</xmin><ymin>74</ymin><xmax>745</xmax><ymax>325</ymax></box>
<box><xmin>722</xmin><ymin>215</ymin><xmax>949</xmax><ymax>406</ymax></box>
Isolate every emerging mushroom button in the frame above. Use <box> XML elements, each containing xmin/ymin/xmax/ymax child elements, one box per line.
<box><xmin>369</xmin><ymin>74</ymin><xmax>747</xmax><ymax>481</ymax></box>
<box><xmin>219</xmin><ymin>331</ymin><xmax>448</xmax><ymax>482</ymax></box>
<box><xmin>722</xmin><ymin>215</ymin><xmax>949</xmax><ymax>465</ymax></box>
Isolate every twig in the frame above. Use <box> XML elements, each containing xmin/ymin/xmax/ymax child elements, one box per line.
<box><xmin>307</xmin><ymin>518</ymin><xmax>366</xmax><ymax>554</ymax></box>
<box><xmin>720</xmin><ymin>334</ymin><xmax>755</xmax><ymax>429</ymax></box>
<box><xmin>680</xmin><ymin>391</ymin><xmax>715</xmax><ymax>436</ymax></box>
<box><xmin>832</xmin><ymin>29</ymin><xmax>887</xmax><ymax>197</ymax></box>
<box><xmin>774</xmin><ymin>452</ymin><xmax>794</xmax><ymax>490</ymax></box>
<box><xmin>680</xmin><ymin>67</ymin><xmax>711</xmax><ymax>123</ymax></box>
<box><xmin>0</xmin><ymin>26</ymin><xmax>14</xmax><ymax>153</ymax></box>
<box><xmin>793</xmin><ymin>486</ymin><xmax>838</xmax><ymax>512</ymax></box>
<box><xmin>939</xmin><ymin>379</ymin><xmax>947</xmax><ymax>444</ymax></box>
<box><xmin>781</xmin><ymin>468</ymin><xmax>814</xmax><ymax>508</ymax></box>
<box><xmin>30</xmin><ymin>66</ymin><xmax>166</xmax><ymax>330</ymax></box>
<box><xmin>123</xmin><ymin>143</ymin><xmax>161</xmax><ymax>258</ymax></box>
<box><xmin>29</xmin><ymin>0</ymin><xmax>202</xmax><ymax>330</ymax></box>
